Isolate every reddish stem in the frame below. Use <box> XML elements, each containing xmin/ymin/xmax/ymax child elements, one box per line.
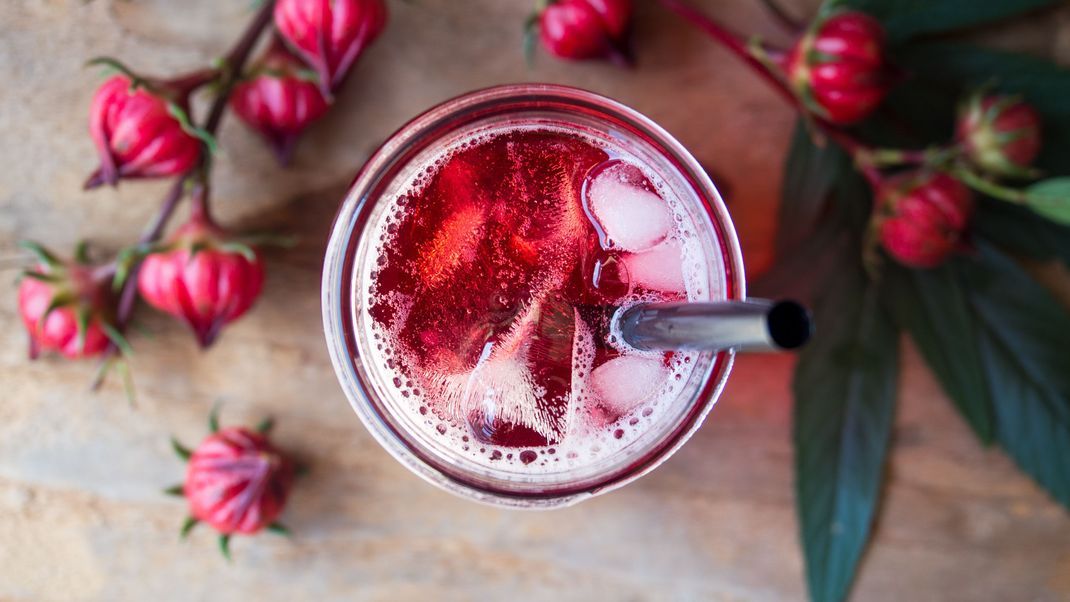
<box><xmin>658</xmin><ymin>0</ymin><xmax>797</xmax><ymax>107</ymax></box>
<box><xmin>657</xmin><ymin>0</ymin><xmax>886</xmax><ymax>187</ymax></box>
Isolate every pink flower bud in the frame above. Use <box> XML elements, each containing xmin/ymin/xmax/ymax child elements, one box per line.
<box><xmin>875</xmin><ymin>172</ymin><xmax>973</xmax><ymax>268</ymax></box>
<box><xmin>536</xmin><ymin>0</ymin><xmax>633</xmax><ymax>65</ymax></box>
<box><xmin>231</xmin><ymin>41</ymin><xmax>331</xmax><ymax>165</ymax></box>
<box><xmin>956</xmin><ymin>93</ymin><xmax>1042</xmax><ymax>178</ymax></box>
<box><xmin>787</xmin><ymin>11</ymin><xmax>890</xmax><ymax>125</ymax></box>
<box><xmin>138</xmin><ymin>217</ymin><xmax>265</xmax><ymax>347</ymax></box>
<box><xmin>274</xmin><ymin>0</ymin><xmax>388</xmax><ymax>96</ymax></box>
<box><xmin>183</xmin><ymin>426</ymin><xmax>295</xmax><ymax>536</ymax></box>
<box><xmin>86</xmin><ymin>76</ymin><xmax>202</xmax><ymax>189</ymax></box>
<box><xmin>18</xmin><ymin>244</ymin><xmax>114</xmax><ymax>359</ymax></box>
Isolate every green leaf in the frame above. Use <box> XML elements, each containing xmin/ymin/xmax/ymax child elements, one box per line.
<box><xmin>839</xmin><ymin>0</ymin><xmax>1062</xmax><ymax>45</ymax></box>
<box><xmin>881</xmin><ymin>264</ymin><xmax>994</xmax><ymax>443</ymax></box>
<box><xmin>180</xmin><ymin>516</ymin><xmax>198</xmax><ymax>539</ymax></box>
<box><xmin>266</xmin><ymin>522</ymin><xmax>291</xmax><ymax>537</ymax></box>
<box><xmin>794</xmin><ymin>266</ymin><xmax>899</xmax><ymax>602</ymax></box>
<box><xmin>775</xmin><ymin>121</ymin><xmax>849</xmax><ymax>255</ymax></box>
<box><xmin>973</xmin><ymin>197</ymin><xmax>1070</xmax><ymax>265</ymax></box>
<box><xmin>1025</xmin><ymin>178</ymin><xmax>1070</xmax><ymax>225</ymax></box>
<box><xmin>958</xmin><ymin>244</ymin><xmax>1070</xmax><ymax>507</ymax></box>
<box><xmin>163</xmin><ymin>484</ymin><xmax>185</xmax><ymax>497</ymax></box>
<box><xmin>171</xmin><ymin>437</ymin><xmax>192</xmax><ymax>462</ymax></box>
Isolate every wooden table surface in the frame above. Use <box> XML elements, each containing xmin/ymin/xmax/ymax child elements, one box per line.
<box><xmin>3</xmin><ymin>1</ymin><xmax>1070</xmax><ymax>600</ymax></box>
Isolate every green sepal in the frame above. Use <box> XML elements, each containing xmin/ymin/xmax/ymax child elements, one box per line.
<box><xmin>180</xmin><ymin>516</ymin><xmax>198</xmax><ymax>539</ymax></box>
<box><xmin>74</xmin><ymin>305</ymin><xmax>92</xmax><ymax>354</ymax></box>
<box><xmin>171</xmin><ymin>437</ymin><xmax>193</xmax><ymax>461</ymax></box>
<box><xmin>85</xmin><ymin>56</ymin><xmax>151</xmax><ymax>91</ymax></box>
<box><xmin>19</xmin><ymin>271</ymin><xmax>62</xmax><ymax>284</ymax></box>
<box><xmin>164</xmin><ymin>484</ymin><xmax>185</xmax><ymax>497</ymax></box>
<box><xmin>266</xmin><ymin>522</ymin><xmax>291</xmax><ymax>537</ymax></box>
<box><xmin>167</xmin><ymin>102</ymin><xmax>219</xmax><ymax>156</ymax></box>
<box><xmin>113</xmin><ymin>242</ymin><xmax>159</xmax><ymax>291</ymax></box>
<box><xmin>219</xmin><ymin>534</ymin><xmax>232</xmax><ymax>561</ymax></box>
<box><xmin>18</xmin><ymin>240</ymin><xmax>61</xmax><ymax>268</ymax></box>
<box><xmin>218</xmin><ymin>242</ymin><xmax>258</xmax><ymax>263</ymax></box>
<box><xmin>73</xmin><ymin>241</ymin><xmax>91</xmax><ymax>264</ymax></box>
<box><xmin>256</xmin><ymin>417</ymin><xmax>275</xmax><ymax>434</ymax></box>
<box><xmin>101</xmin><ymin>323</ymin><xmax>134</xmax><ymax>357</ymax></box>
<box><xmin>208</xmin><ymin>403</ymin><xmax>221</xmax><ymax>434</ymax></box>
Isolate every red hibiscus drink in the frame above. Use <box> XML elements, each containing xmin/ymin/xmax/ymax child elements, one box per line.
<box><xmin>323</xmin><ymin>85</ymin><xmax>744</xmax><ymax>507</ymax></box>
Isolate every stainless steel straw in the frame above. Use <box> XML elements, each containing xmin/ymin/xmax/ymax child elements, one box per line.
<box><xmin>618</xmin><ymin>299</ymin><xmax>813</xmax><ymax>352</ymax></box>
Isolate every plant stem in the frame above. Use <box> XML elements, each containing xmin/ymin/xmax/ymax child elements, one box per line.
<box><xmin>94</xmin><ymin>1</ymin><xmax>276</xmax><ymax>383</ymax></box>
<box><xmin>952</xmin><ymin>167</ymin><xmax>1027</xmax><ymax>204</ymax></box>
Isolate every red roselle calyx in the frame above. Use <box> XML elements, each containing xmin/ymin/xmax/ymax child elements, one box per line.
<box><xmin>17</xmin><ymin>242</ymin><xmax>118</xmax><ymax>359</ymax></box>
<box><xmin>137</xmin><ymin>213</ymin><xmax>265</xmax><ymax>348</ymax></box>
<box><xmin>956</xmin><ymin>92</ymin><xmax>1042</xmax><ymax>179</ymax></box>
<box><xmin>231</xmin><ymin>40</ymin><xmax>330</xmax><ymax>165</ymax></box>
<box><xmin>874</xmin><ymin>171</ymin><xmax>974</xmax><ymax>269</ymax></box>
<box><xmin>85</xmin><ymin>75</ymin><xmax>204</xmax><ymax>189</ymax></box>
<box><xmin>274</xmin><ymin>0</ymin><xmax>388</xmax><ymax>96</ymax></box>
<box><xmin>786</xmin><ymin>10</ymin><xmax>890</xmax><ymax>125</ymax></box>
<box><xmin>532</xmin><ymin>0</ymin><xmax>633</xmax><ymax>65</ymax></box>
<box><xmin>170</xmin><ymin>412</ymin><xmax>295</xmax><ymax>558</ymax></box>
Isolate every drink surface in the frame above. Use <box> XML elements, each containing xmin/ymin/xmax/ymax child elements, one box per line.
<box><xmin>365</xmin><ymin>125</ymin><xmax>714</xmax><ymax>470</ymax></box>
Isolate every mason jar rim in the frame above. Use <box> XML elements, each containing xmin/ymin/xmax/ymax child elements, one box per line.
<box><xmin>321</xmin><ymin>84</ymin><xmax>746</xmax><ymax>508</ymax></box>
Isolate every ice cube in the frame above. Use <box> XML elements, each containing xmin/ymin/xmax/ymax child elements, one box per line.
<box><xmin>590</xmin><ymin>356</ymin><xmax>669</xmax><ymax>415</ymax></box>
<box><xmin>587</xmin><ymin>162</ymin><xmax>672</xmax><ymax>252</ymax></box>
<box><xmin>424</xmin><ymin>297</ymin><xmax>576</xmax><ymax>443</ymax></box>
<box><xmin>623</xmin><ymin>240</ymin><xmax>686</xmax><ymax>294</ymax></box>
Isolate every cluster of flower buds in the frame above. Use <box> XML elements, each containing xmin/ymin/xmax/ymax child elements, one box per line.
<box><xmin>528</xmin><ymin>0</ymin><xmax>633</xmax><ymax>66</ymax></box>
<box><xmin>28</xmin><ymin>1</ymin><xmax>391</xmax><ymax>361</ymax></box>
<box><xmin>168</xmin><ymin>409</ymin><xmax>295</xmax><ymax>559</ymax></box>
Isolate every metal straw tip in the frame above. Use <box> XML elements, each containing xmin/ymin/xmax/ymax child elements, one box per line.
<box><xmin>766</xmin><ymin>300</ymin><xmax>812</xmax><ymax>350</ymax></box>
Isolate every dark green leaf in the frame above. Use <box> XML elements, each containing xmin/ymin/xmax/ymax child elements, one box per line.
<box><xmin>881</xmin><ymin>263</ymin><xmax>994</xmax><ymax>443</ymax></box>
<box><xmin>171</xmin><ymin>437</ymin><xmax>192</xmax><ymax>462</ymax></box>
<box><xmin>794</xmin><ymin>266</ymin><xmax>900</xmax><ymax>602</ymax></box>
<box><xmin>163</xmin><ymin>484</ymin><xmax>184</xmax><ymax>497</ymax></box>
<box><xmin>180</xmin><ymin>516</ymin><xmax>198</xmax><ymax>539</ymax></box>
<box><xmin>957</xmin><ymin>244</ymin><xmax>1070</xmax><ymax>507</ymax></box>
<box><xmin>840</xmin><ymin>0</ymin><xmax>1061</xmax><ymax>45</ymax></box>
<box><xmin>894</xmin><ymin>42</ymin><xmax>1070</xmax><ymax>174</ymax></box>
<box><xmin>973</xmin><ymin>197</ymin><xmax>1070</xmax><ymax>265</ymax></box>
<box><xmin>775</xmin><ymin>121</ymin><xmax>850</xmax><ymax>255</ymax></box>
<box><xmin>1025</xmin><ymin>177</ymin><xmax>1070</xmax><ymax>225</ymax></box>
